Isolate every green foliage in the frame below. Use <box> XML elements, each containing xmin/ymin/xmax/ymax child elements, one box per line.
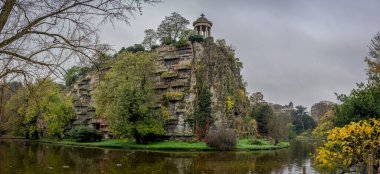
<box><xmin>161</xmin><ymin>37</ymin><xmax>173</xmax><ymax>45</ymax></box>
<box><xmin>247</xmin><ymin>138</ymin><xmax>267</xmax><ymax>145</ymax></box>
<box><xmin>142</xmin><ymin>29</ymin><xmax>158</xmax><ymax>49</ymax></box>
<box><xmin>150</xmin><ymin>45</ymin><xmax>160</xmax><ymax>50</ymax></box>
<box><xmin>68</xmin><ymin>126</ymin><xmax>102</xmax><ymax>142</ymax></box>
<box><xmin>250</xmin><ymin>102</ymin><xmax>273</xmax><ymax>136</ymax></box>
<box><xmin>205</xmin><ymin>128</ymin><xmax>237</xmax><ymax>150</ymax></box>
<box><xmin>64</xmin><ymin>66</ymin><xmax>91</xmax><ymax>86</ymax></box>
<box><xmin>268</xmin><ymin>112</ymin><xmax>291</xmax><ymax>142</ymax></box>
<box><xmin>312</xmin><ymin>110</ymin><xmax>334</xmax><ymax>139</ymax></box>
<box><xmin>135</xmin><ymin>120</ymin><xmax>165</xmax><ymax>142</ymax></box>
<box><xmin>126</xmin><ymin>44</ymin><xmax>145</xmax><ymax>53</ymax></box>
<box><xmin>94</xmin><ymin>52</ymin><xmax>164</xmax><ymax>143</ymax></box>
<box><xmin>5</xmin><ymin>79</ymin><xmax>74</xmax><ymax>139</ymax></box>
<box><xmin>291</xmin><ymin>105</ymin><xmax>316</xmax><ymax>134</ymax></box>
<box><xmin>287</xmin><ymin>123</ymin><xmax>297</xmax><ymax>140</ymax></box>
<box><xmin>172</xmin><ymin>38</ymin><xmax>189</xmax><ymax>48</ymax></box>
<box><xmin>157</xmin><ymin>12</ymin><xmax>189</xmax><ymax>42</ymax></box>
<box><xmin>194</xmin><ymin>39</ymin><xmax>251</xmax><ymax>135</ymax></box>
<box><xmin>1</xmin><ymin>87</ymin><xmax>27</xmax><ymax>136</ymax></box>
<box><xmin>194</xmin><ymin>84</ymin><xmax>212</xmax><ymax>139</ymax></box>
<box><xmin>188</xmin><ymin>34</ymin><xmax>204</xmax><ymax>42</ymax></box>
<box><xmin>333</xmin><ymin>83</ymin><xmax>380</xmax><ymax>127</ymax></box>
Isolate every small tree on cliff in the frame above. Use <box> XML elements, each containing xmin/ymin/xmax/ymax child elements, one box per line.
<box><xmin>157</xmin><ymin>12</ymin><xmax>190</xmax><ymax>43</ymax></box>
<box><xmin>94</xmin><ymin>52</ymin><xmax>164</xmax><ymax>143</ymax></box>
<box><xmin>142</xmin><ymin>29</ymin><xmax>158</xmax><ymax>49</ymax></box>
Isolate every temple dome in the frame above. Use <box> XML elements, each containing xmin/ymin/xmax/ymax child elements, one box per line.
<box><xmin>193</xmin><ymin>13</ymin><xmax>213</xmax><ymax>27</ymax></box>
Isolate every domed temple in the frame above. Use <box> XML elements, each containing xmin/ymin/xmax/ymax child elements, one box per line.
<box><xmin>193</xmin><ymin>13</ymin><xmax>212</xmax><ymax>38</ymax></box>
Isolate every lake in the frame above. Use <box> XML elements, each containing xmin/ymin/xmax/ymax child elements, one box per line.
<box><xmin>0</xmin><ymin>139</ymin><xmax>318</xmax><ymax>174</ymax></box>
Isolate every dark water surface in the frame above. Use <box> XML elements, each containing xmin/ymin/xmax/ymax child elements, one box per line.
<box><xmin>0</xmin><ymin>140</ymin><xmax>318</xmax><ymax>174</ymax></box>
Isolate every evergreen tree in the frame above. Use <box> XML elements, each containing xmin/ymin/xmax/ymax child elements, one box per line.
<box><xmin>194</xmin><ymin>84</ymin><xmax>212</xmax><ymax>139</ymax></box>
<box><xmin>251</xmin><ymin>102</ymin><xmax>273</xmax><ymax>136</ymax></box>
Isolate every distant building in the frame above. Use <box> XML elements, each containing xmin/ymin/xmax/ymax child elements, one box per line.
<box><xmin>310</xmin><ymin>101</ymin><xmax>335</xmax><ymax>123</ymax></box>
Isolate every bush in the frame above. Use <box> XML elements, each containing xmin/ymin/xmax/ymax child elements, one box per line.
<box><xmin>172</xmin><ymin>39</ymin><xmax>189</xmax><ymax>48</ymax></box>
<box><xmin>188</xmin><ymin>34</ymin><xmax>204</xmax><ymax>42</ymax></box>
<box><xmin>150</xmin><ymin>45</ymin><xmax>160</xmax><ymax>50</ymax></box>
<box><xmin>161</xmin><ymin>37</ymin><xmax>173</xmax><ymax>45</ymax></box>
<box><xmin>68</xmin><ymin>126</ymin><xmax>102</xmax><ymax>142</ymax></box>
<box><xmin>165</xmin><ymin>91</ymin><xmax>184</xmax><ymax>101</ymax></box>
<box><xmin>205</xmin><ymin>128</ymin><xmax>237</xmax><ymax>150</ymax></box>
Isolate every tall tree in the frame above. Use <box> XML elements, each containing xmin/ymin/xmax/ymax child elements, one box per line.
<box><xmin>365</xmin><ymin>32</ymin><xmax>380</xmax><ymax>84</ymax></box>
<box><xmin>3</xmin><ymin>79</ymin><xmax>74</xmax><ymax>138</ymax></box>
<box><xmin>142</xmin><ymin>29</ymin><xmax>158</xmax><ymax>49</ymax></box>
<box><xmin>157</xmin><ymin>12</ymin><xmax>189</xmax><ymax>43</ymax></box>
<box><xmin>251</xmin><ymin>102</ymin><xmax>273</xmax><ymax>136</ymax></box>
<box><xmin>268</xmin><ymin>112</ymin><xmax>291</xmax><ymax>144</ymax></box>
<box><xmin>94</xmin><ymin>52</ymin><xmax>164</xmax><ymax>143</ymax></box>
<box><xmin>194</xmin><ymin>83</ymin><xmax>212</xmax><ymax>139</ymax></box>
<box><xmin>291</xmin><ymin>105</ymin><xmax>315</xmax><ymax>134</ymax></box>
<box><xmin>333</xmin><ymin>83</ymin><xmax>380</xmax><ymax>127</ymax></box>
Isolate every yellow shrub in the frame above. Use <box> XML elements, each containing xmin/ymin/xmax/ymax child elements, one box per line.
<box><xmin>165</xmin><ymin>91</ymin><xmax>184</xmax><ymax>101</ymax></box>
<box><xmin>226</xmin><ymin>96</ymin><xmax>234</xmax><ymax>112</ymax></box>
<box><xmin>314</xmin><ymin>118</ymin><xmax>380</xmax><ymax>173</ymax></box>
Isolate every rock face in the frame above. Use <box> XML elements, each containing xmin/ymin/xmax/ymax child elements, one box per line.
<box><xmin>310</xmin><ymin>101</ymin><xmax>335</xmax><ymax>123</ymax></box>
<box><xmin>154</xmin><ymin>44</ymin><xmax>196</xmax><ymax>137</ymax></box>
<box><xmin>154</xmin><ymin>39</ymin><xmax>250</xmax><ymax>137</ymax></box>
<box><xmin>69</xmin><ymin>71</ymin><xmax>109</xmax><ymax>138</ymax></box>
<box><xmin>192</xmin><ymin>39</ymin><xmax>250</xmax><ymax>129</ymax></box>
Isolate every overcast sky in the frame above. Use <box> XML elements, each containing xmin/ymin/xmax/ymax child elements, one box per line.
<box><xmin>97</xmin><ymin>0</ymin><xmax>380</xmax><ymax>109</ymax></box>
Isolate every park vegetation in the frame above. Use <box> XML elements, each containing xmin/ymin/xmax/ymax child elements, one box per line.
<box><xmin>313</xmin><ymin>31</ymin><xmax>380</xmax><ymax>173</ymax></box>
<box><xmin>1</xmin><ymin>10</ymin><xmax>293</xmax><ymax>151</ymax></box>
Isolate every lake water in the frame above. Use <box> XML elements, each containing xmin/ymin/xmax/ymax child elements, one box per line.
<box><xmin>0</xmin><ymin>139</ymin><xmax>318</xmax><ymax>174</ymax></box>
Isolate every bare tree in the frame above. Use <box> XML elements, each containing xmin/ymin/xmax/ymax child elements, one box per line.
<box><xmin>0</xmin><ymin>0</ymin><xmax>158</xmax><ymax>83</ymax></box>
<box><xmin>0</xmin><ymin>0</ymin><xmax>158</xmax><ymax>127</ymax></box>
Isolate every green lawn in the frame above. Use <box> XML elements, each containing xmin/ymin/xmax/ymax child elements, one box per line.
<box><xmin>38</xmin><ymin>138</ymin><xmax>289</xmax><ymax>151</ymax></box>
<box><xmin>236</xmin><ymin>139</ymin><xmax>289</xmax><ymax>150</ymax></box>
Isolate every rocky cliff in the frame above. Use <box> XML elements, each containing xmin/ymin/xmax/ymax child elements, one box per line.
<box><xmin>69</xmin><ymin>38</ymin><xmax>250</xmax><ymax>139</ymax></box>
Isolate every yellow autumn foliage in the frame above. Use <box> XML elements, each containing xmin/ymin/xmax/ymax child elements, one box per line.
<box><xmin>314</xmin><ymin>118</ymin><xmax>380</xmax><ymax>173</ymax></box>
<box><xmin>226</xmin><ymin>96</ymin><xmax>234</xmax><ymax>112</ymax></box>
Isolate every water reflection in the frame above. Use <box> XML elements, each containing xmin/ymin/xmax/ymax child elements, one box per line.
<box><xmin>0</xmin><ymin>140</ymin><xmax>318</xmax><ymax>174</ymax></box>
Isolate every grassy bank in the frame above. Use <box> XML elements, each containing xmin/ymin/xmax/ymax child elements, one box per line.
<box><xmin>38</xmin><ymin>138</ymin><xmax>289</xmax><ymax>151</ymax></box>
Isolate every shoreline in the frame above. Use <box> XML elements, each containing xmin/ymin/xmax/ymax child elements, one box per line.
<box><xmin>35</xmin><ymin>139</ymin><xmax>290</xmax><ymax>151</ymax></box>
